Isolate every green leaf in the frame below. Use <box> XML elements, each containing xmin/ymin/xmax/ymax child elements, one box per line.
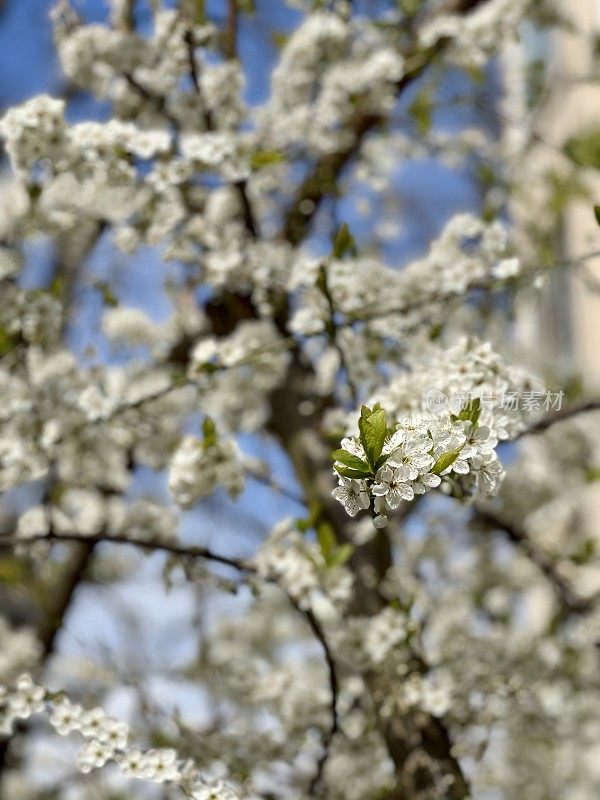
<box><xmin>317</xmin><ymin>522</ymin><xmax>337</xmax><ymax>562</ymax></box>
<box><xmin>525</xmin><ymin>58</ymin><xmax>546</xmax><ymax>110</ymax></box>
<box><xmin>456</xmin><ymin>397</ymin><xmax>481</xmax><ymax>428</ymax></box>
<box><xmin>27</xmin><ymin>182</ymin><xmax>42</xmax><ymax>202</ymax></box>
<box><xmin>296</xmin><ymin>518</ymin><xmax>310</xmax><ymax>533</ymax></box>
<box><xmin>0</xmin><ymin>556</ymin><xmax>30</xmax><ymax>585</ymax></box>
<box><xmin>95</xmin><ymin>280</ymin><xmax>119</xmax><ymax>307</ymax></box>
<box><xmin>408</xmin><ymin>87</ymin><xmax>434</xmax><ymax>136</ymax></box>
<box><xmin>197</xmin><ymin>362</ymin><xmax>219</xmax><ymax>374</ymax></box>
<box><xmin>431</xmin><ymin>447</ymin><xmax>463</xmax><ymax>475</ymax></box>
<box><xmin>0</xmin><ymin>326</ymin><xmax>20</xmax><ymax>357</ymax></box>
<box><xmin>250</xmin><ymin>150</ymin><xmax>284</xmax><ymax>169</ymax></box>
<box><xmin>586</xmin><ymin>466</ymin><xmax>600</xmax><ymax>482</ymax></box>
<box><xmin>202</xmin><ymin>416</ymin><xmax>218</xmax><ymax>450</ymax></box>
<box><xmin>429</xmin><ymin>321</ymin><xmax>443</xmax><ymax>341</ymax></box>
<box><xmin>194</xmin><ymin>0</ymin><xmax>205</xmax><ymax>22</ymax></box>
<box><xmin>331</xmin><ymin>449</ymin><xmax>371</xmax><ymax>473</ymax></box>
<box><xmin>594</xmin><ymin>205</ymin><xmax>600</xmax><ymax>227</ymax></box>
<box><xmin>572</xmin><ymin>538</ymin><xmax>595</xmax><ymax>565</ymax></box>
<box><xmin>334</xmin><ymin>465</ymin><xmax>373</xmax><ymax>479</ymax></box>
<box><xmin>316</xmin><ymin>263</ymin><xmax>329</xmax><ymax>297</ymax></box>
<box><xmin>49</xmin><ymin>274</ymin><xmax>64</xmax><ymax>300</ymax></box>
<box><xmin>358</xmin><ymin>408</ymin><xmax>388</xmax><ymax>468</ymax></box>
<box><xmin>397</xmin><ymin>0</ymin><xmax>420</xmax><ymax>15</ymax></box>
<box><xmin>564</xmin><ymin>129</ymin><xmax>600</xmax><ymax>169</ymax></box>
<box><xmin>271</xmin><ymin>31</ymin><xmax>290</xmax><ymax>49</ymax></box>
<box><xmin>332</xmin><ymin>222</ymin><xmax>356</xmax><ymax>259</ymax></box>
<box><xmin>296</xmin><ymin>501</ymin><xmax>322</xmax><ymax>533</ymax></box>
<box><xmin>328</xmin><ymin>543</ymin><xmax>354</xmax><ymax>568</ymax></box>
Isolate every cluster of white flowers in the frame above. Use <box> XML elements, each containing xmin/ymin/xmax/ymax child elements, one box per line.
<box><xmin>0</xmin><ymin>95</ymin><xmax>172</xmax><ymax>186</ymax></box>
<box><xmin>262</xmin><ymin>12</ymin><xmax>404</xmax><ymax>154</ymax></box>
<box><xmin>389</xmin><ymin>213</ymin><xmax>520</xmax><ymax>309</ymax></box>
<box><xmin>101</xmin><ymin>305</ymin><xmax>164</xmax><ymax>348</ymax></box>
<box><xmin>0</xmin><ymin>342</ymin><xmax>195</xmax><ymax>492</ymax></box>
<box><xmin>53</xmin><ymin>5</ymin><xmax>213</xmax><ymax>105</ymax></box>
<box><xmin>181</xmin><ymin>131</ymin><xmax>250</xmax><ymax>182</ymax></box>
<box><xmin>0</xmin><ymin>674</ymin><xmax>239</xmax><ymax>799</ymax></box>
<box><xmin>362</xmin><ymin>606</ymin><xmax>410</xmax><ymax>665</ymax></box>
<box><xmin>333</xmin><ymin>397</ymin><xmax>504</xmax><ymax>525</ymax></box>
<box><xmin>395</xmin><ymin>671</ymin><xmax>454</xmax><ymax>718</ymax></box>
<box><xmin>331</xmin><ymin>337</ymin><xmax>542</xmax><ymax>522</ymax></box>
<box><xmin>0</xmin><ymin>621</ymin><xmax>41</xmax><ymax>688</ymax></box>
<box><xmin>374</xmin><ymin>337</ymin><xmax>540</xmax><ymax>432</ymax></box>
<box><xmin>255</xmin><ymin>517</ymin><xmax>354</xmax><ymax>612</ymax></box>
<box><xmin>0</xmin><ymin>95</ymin><xmax>67</xmax><ymax>175</ymax></box>
<box><xmin>255</xmin><ymin>519</ymin><xmax>321</xmax><ymax>608</ymax></box>
<box><xmin>16</xmin><ymin>496</ymin><xmax>178</xmax><ymax>547</ymax></box>
<box><xmin>420</xmin><ymin>0</ymin><xmax>531</xmax><ymax>68</ymax></box>
<box><xmin>0</xmin><ymin>7</ymin><xmax>247</xmax><ymax>259</ymax></box>
<box><xmin>359</xmin><ymin>128</ymin><xmax>499</xmax><ymax>184</ymax></box>
<box><xmin>289</xmin><ymin>215</ymin><xmax>521</xmax><ymax>346</ymax></box>
<box><xmin>189</xmin><ymin>320</ymin><xmax>291</xmax><ymax>432</ymax></box>
<box><xmin>169</xmin><ymin>425</ymin><xmax>245</xmax><ymax>509</ymax></box>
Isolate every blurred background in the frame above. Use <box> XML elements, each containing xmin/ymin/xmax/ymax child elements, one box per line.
<box><xmin>0</xmin><ymin>1</ymin><xmax>600</xmax><ymax>798</ymax></box>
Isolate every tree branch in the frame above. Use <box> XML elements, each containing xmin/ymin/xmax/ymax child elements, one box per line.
<box><xmin>339</xmin><ymin>250</ymin><xmax>600</xmax><ymax>326</ymax></box>
<box><xmin>286</xmin><ymin>596</ymin><xmax>340</xmax><ymax>795</ymax></box>
<box><xmin>513</xmin><ymin>399</ymin><xmax>600</xmax><ymax>440</ymax></box>
<box><xmin>0</xmin><ymin>532</ymin><xmax>252</xmax><ymax>573</ymax></box>
<box><xmin>473</xmin><ymin>510</ymin><xmax>598</xmax><ymax>615</ymax></box>
<box><xmin>267</xmin><ymin>363</ymin><xmax>471</xmax><ymax>799</ymax></box>
<box><xmin>0</xmin><ymin>528</ymin><xmax>340</xmax><ymax>794</ymax></box>
<box><xmin>183</xmin><ymin>23</ymin><xmax>257</xmax><ymax>238</ymax></box>
<box><xmin>225</xmin><ymin>0</ymin><xmax>238</xmax><ymax>61</ymax></box>
<box><xmin>281</xmin><ymin>0</ymin><xmax>496</xmax><ymax>246</ymax></box>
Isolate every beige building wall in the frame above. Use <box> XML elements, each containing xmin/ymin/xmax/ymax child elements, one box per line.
<box><xmin>504</xmin><ymin>1</ymin><xmax>600</xmax><ymax>594</ymax></box>
<box><xmin>506</xmin><ymin>0</ymin><xmax>600</xmax><ymax>388</ymax></box>
<box><xmin>548</xmin><ymin>0</ymin><xmax>600</xmax><ymax>389</ymax></box>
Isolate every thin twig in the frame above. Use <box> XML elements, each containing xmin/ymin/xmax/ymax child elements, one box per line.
<box><xmin>225</xmin><ymin>0</ymin><xmax>238</xmax><ymax>61</ymax></box>
<box><xmin>319</xmin><ymin>262</ymin><xmax>360</xmax><ymax>407</ymax></box>
<box><xmin>0</xmin><ymin>531</ymin><xmax>252</xmax><ymax>573</ymax></box>
<box><xmin>338</xmin><ymin>250</ymin><xmax>600</xmax><ymax>327</ymax></box>
<box><xmin>122</xmin><ymin>73</ymin><xmax>178</xmax><ymax>127</ymax></box>
<box><xmin>244</xmin><ymin>467</ymin><xmax>306</xmax><ymax>506</ymax></box>
<box><xmin>513</xmin><ymin>399</ymin><xmax>600</xmax><ymax>440</ymax></box>
<box><xmin>286</xmin><ymin>596</ymin><xmax>339</xmax><ymax>795</ymax></box>
<box><xmin>184</xmin><ymin>27</ymin><xmax>214</xmax><ymax>131</ymax></box>
<box><xmin>474</xmin><ymin>510</ymin><xmax>598</xmax><ymax>614</ymax></box>
<box><xmin>183</xmin><ymin>23</ymin><xmax>258</xmax><ymax>238</ymax></box>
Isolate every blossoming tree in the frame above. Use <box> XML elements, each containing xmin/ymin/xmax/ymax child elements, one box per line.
<box><xmin>0</xmin><ymin>0</ymin><xmax>600</xmax><ymax>799</ymax></box>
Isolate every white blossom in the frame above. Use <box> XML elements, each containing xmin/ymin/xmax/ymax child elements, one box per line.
<box><xmin>332</xmin><ymin>477</ymin><xmax>370</xmax><ymax>517</ymax></box>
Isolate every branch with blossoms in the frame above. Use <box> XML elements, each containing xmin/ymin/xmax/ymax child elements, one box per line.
<box><xmin>0</xmin><ymin>530</ymin><xmax>252</xmax><ymax>573</ymax></box>
<box><xmin>0</xmin><ymin>528</ymin><xmax>339</xmax><ymax>796</ymax></box>
<box><xmin>513</xmin><ymin>398</ymin><xmax>600</xmax><ymax>440</ymax></box>
<box><xmin>283</xmin><ymin>0</ymin><xmax>497</xmax><ymax>245</ymax></box>
<box><xmin>340</xmin><ymin>249</ymin><xmax>600</xmax><ymax>327</ymax></box>
<box><xmin>181</xmin><ymin>16</ymin><xmax>257</xmax><ymax>239</ymax></box>
<box><xmin>0</xmin><ymin>674</ymin><xmax>237</xmax><ymax>800</ymax></box>
<box><xmin>473</xmin><ymin>509</ymin><xmax>600</xmax><ymax>616</ymax></box>
<box><xmin>332</xmin><ymin>399</ymin><xmax>498</xmax><ymax>526</ymax></box>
